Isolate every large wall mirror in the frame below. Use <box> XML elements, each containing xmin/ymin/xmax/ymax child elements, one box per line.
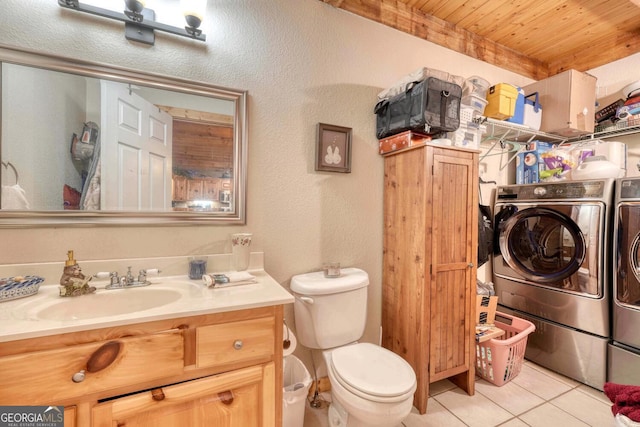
<box><xmin>0</xmin><ymin>44</ymin><xmax>247</xmax><ymax>227</ymax></box>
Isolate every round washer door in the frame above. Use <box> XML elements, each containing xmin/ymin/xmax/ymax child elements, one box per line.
<box><xmin>499</xmin><ymin>207</ymin><xmax>586</xmax><ymax>283</ymax></box>
<box><xmin>331</xmin><ymin>343</ymin><xmax>416</xmax><ymax>399</ymax></box>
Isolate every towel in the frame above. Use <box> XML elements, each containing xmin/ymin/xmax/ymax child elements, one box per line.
<box><xmin>1</xmin><ymin>184</ymin><xmax>29</xmax><ymax>209</ymax></box>
<box><xmin>202</xmin><ymin>271</ymin><xmax>257</xmax><ymax>288</ymax></box>
<box><xmin>604</xmin><ymin>382</ymin><xmax>640</xmax><ymax>422</ymax></box>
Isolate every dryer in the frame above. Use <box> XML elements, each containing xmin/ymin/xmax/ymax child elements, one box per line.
<box><xmin>493</xmin><ymin>179</ymin><xmax>615</xmax><ymax>390</ymax></box>
<box><xmin>609</xmin><ymin>177</ymin><xmax>640</xmax><ymax>385</ymax></box>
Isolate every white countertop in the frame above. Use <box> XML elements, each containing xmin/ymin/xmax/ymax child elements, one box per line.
<box><xmin>0</xmin><ymin>269</ymin><xmax>294</xmax><ymax>343</ymax></box>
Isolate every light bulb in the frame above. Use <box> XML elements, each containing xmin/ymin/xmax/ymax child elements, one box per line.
<box><xmin>181</xmin><ymin>0</ymin><xmax>207</xmax><ymax>29</ymax></box>
<box><xmin>124</xmin><ymin>0</ymin><xmax>146</xmax><ymax>13</ymax></box>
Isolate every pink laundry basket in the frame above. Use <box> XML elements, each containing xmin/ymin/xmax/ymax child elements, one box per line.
<box><xmin>476</xmin><ymin>311</ymin><xmax>536</xmax><ymax>386</ymax></box>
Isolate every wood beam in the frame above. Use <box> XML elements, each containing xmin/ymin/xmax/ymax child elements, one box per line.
<box><xmin>320</xmin><ymin>0</ymin><xmax>550</xmax><ymax>80</ymax></box>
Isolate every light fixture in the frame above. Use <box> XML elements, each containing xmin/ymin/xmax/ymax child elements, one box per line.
<box><xmin>58</xmin><ymin>0</ymin><xmax>207</xmax><ymax>45</ymax></box>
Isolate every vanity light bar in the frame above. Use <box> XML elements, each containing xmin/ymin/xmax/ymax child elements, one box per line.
<box><xmin>57</xmin><ymin>0</ymin><xmax>207</xmax><ymax>45</ymax></box>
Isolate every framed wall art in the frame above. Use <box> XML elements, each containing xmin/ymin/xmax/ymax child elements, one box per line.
<box><xmin>315</xmin><ymin>123</ymin><xmax>352</xmax><ymax>173</ymax></box>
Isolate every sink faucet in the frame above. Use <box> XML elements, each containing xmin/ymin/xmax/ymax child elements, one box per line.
<box><xmin>102</xmin><ymin>267</ymin><xmax>160</xmax><ymax>290</ymax></box>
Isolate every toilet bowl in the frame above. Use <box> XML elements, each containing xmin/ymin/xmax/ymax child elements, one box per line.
<box><xmin>290</xmin><ymin>268</ymin><xmax>417</xmax><ymax>427</ymax></box>
<box><xmin>323</xmin><ymin>343</ymin><xmax>416</xmax><ymax>427</ymax></box>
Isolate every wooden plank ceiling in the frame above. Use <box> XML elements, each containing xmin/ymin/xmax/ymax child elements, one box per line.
<box><xmin>320</xmin><ymin>0</ymin><xmax>640</xmax><ymax>80</ymax></box>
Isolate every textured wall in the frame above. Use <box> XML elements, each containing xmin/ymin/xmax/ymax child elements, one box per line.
<box><xmin>0</xmin><ymin>0</ymin><xmax>635</xmax><ymax>365</ymax></box>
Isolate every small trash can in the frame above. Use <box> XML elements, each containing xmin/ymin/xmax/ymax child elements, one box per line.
<box><xmin>283</xmin><ymin>355</ymin><xmax>312</xmax><ymax>427</ymax></box>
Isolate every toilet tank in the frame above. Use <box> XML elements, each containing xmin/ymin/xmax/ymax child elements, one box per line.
<box><xmin>290</xmin><ymin>268</ymin><xmax>369</xmax><ymax>349</ymax></box>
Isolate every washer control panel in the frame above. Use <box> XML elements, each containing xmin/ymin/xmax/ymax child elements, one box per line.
<box><xmin>497</xmin><ymin>180</ymin><xmax>608</xmax><ymax>201</ymax></box>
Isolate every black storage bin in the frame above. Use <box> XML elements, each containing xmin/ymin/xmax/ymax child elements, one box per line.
<box><xmin>375</xmin><ymin>77</ymin><xmax>462</xmax><ymax>139</ymax></box>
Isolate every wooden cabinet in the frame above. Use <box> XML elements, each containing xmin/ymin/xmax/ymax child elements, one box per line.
<box><xmin>381</xmin><ymin>143</ymin><xmax>478</xmax><ymax>414</ymax></box>
<box><xmin>172</xmin><ymin>175</ymin><xmax>227</xmax><ymax>203</ymax></box>
<box><xmin>92</xmin><ymin>364</ymin><xmax>274</xmax><ymax>427</ymax></box>
<box><xmin>64</xmin><ymin>406</ymin><xmax>76</xmax><ymax>427</ymax></box>
<box><xmin>0</xmin><ymin>330</ymin><xmax>184</xmax><ymax>403</ymax></box>
<box><xmin>202</xmin><ymin>178</ymin><xmax>219</xmax><ymax>200</ymax></box>
<box><xmin>0</xmin><ymin>306</ymin><xmax>283</xmax><ymax>426</ymax></box>
<box><xmin>172</xmin><ymin>175</ymin><xmax>188</xmax><ymax>201</ymax></box>
<box><xmin>187</xmin><ymin>178</ymin><xmax>204</xmax><ymax>200</ymax></box>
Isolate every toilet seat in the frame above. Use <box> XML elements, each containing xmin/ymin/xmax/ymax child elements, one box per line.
<box><xmin>329</xmin><ymin>343</ymin><xmax>416</xmax><ymax>403</ymax></box>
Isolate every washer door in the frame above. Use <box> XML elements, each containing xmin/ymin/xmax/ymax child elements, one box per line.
<box><xmin>616</xmin><ymin>204</ymin><xmax>640</xmax><ymax>307</ymax></box>
<box><xmin>499</xmin><ymin>207</ymin><xmax>586</xmax><ymax>283</ymax></box>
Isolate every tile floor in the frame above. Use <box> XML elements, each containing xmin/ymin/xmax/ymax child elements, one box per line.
<box><xmin>302</xmin><ymin>361</ymin><xmax>618</xmax><ymax>427</ymax></box>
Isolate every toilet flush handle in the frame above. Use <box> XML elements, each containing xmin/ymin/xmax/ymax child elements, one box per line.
<box><xmin>297</xmin><ymin>296</ymin><xmax>314</xmax><ymax>305</ymax></box>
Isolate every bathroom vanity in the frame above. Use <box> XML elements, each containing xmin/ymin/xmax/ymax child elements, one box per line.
<box><xmin>0</xmin><ymin>269</ymin><xmax>293</xmax><ymax>427</ymax></box>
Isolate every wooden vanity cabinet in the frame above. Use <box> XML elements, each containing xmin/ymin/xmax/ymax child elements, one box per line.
<box><xmin>382</xmin><ymin>144</ymin><xmax>478</xmax><ymax>414</ymax></box>
<box><xmin>92</xmin><ymin>364</ymin><xmax>274</xmax><ymax>427</ymax></box>
<box><xmin>0</xmin><ymin>305</ymin><xmax>283</xmax><ymax>427</ymax></box>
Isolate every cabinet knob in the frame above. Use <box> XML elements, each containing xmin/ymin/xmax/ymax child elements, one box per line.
<box><xmin>468</xmin><ymin>263</ymin><xmax>474</xmax><ymax>268</ymax></box>
<box><xmin>72</xmin><ymin>370</ymin><xmax>86</xmax><ymax>383</ymax></box>
<box><xmin>233</xmin><ymin>340</ymin><xmax>243</xmax><ymax>350</ymax></box>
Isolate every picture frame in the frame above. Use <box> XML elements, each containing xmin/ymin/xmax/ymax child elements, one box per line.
<box><xmin>315</xmin><ymin>123</ymin><xmax>352</xmax><ymax>173</ymax></box>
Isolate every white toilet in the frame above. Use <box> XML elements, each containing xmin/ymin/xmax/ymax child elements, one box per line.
<box><xmin>290</xmin><ymin>268</ymin><xmax>416</xmax><ymax>427</ymax></box>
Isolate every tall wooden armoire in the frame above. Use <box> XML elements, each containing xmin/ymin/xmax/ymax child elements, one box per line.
<box><xmin>382</xmin><ymin>143</ymin><xmax>478</xmax><ymax>414</ymax></box>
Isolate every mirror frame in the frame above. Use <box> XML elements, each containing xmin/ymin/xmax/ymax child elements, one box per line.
<box><xmin>0</xmin><ymin>44</ymin><xmax>247</xmax><ymax>227</ymax></box>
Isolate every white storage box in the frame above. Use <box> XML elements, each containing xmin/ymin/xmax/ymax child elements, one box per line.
<box><xmin>462</xmin><ymin>94</ymin><xmax>488</xmax><ymax>115</ymax></box>
<box><xmin>449</xmin><ymin>122</ymin><xmax>485</xmax><ymax>149</ymax></box>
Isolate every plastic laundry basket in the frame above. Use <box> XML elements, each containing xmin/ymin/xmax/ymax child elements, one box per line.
<box><xmin>283</xmin><ymin>355</ymin><xmax>312</xmax><ymax>427</ymax></box>
<box><xmin>476</xmin><ymin>311</ymin><xmax>535</xmax><ymax>386</ymax></box>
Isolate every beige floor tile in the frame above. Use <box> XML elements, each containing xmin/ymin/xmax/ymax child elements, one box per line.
<box><xmin>302</xmin><ymin>401</ymin><xmax>328</xmax><ymax>427</ymax></box>
<box><xmin>500</xmin><ymin>419</ymin><xmax>530</xmax><ymax>427</ymax></box>
<box><xmin>524</xmin><ymin>360</ymin><xmax>581</xmax><ymax>388</ymax></box>
<box><xmin>429</xmin><ymin>379</ymin><xmax>458</xmax><ymax>396</ymax></box>
<box><xmin>576</xmin><ymin>383</ymin><xmax>612</xmax><ymax>406</ymax></box>
<box><xmin>475</xmin><ymin>377</ymin><xmax>545</xmax><ymax>416</ymax></box>
<box><xmin>519</xmin><ymin>402</ymin><xmax>590</xmax><ymax>427</ymax></box>
<box><xmin>511</xmin><ymin>363</ymin><xmax>573</xmax><ymax>400</ymax></box>
<box><xmin>549</xmin><ymin>389</ymin><xmax>614</xmax><ymax>426</ymax></box>
<box><xmin>433</xmin><ymin>388</ymin><xmax>513</xmax><ymax>427</ymax></box>
<box><xmin>402</xmin><ymin>399</ymin><xmax>467</xmax><ymax>427</ymax></box>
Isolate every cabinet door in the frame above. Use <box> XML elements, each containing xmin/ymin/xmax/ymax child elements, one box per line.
<box><xmin>92</xmin><ymin>363</ymin><xmax>275</xmax><ymax>427</ymax></box>
<box><xmin>429</xmin><ymin>146</ymin><xmax>478</xmax><ymax>381</ymax></box>
<box><xmin>172</xmin><ymin>175</ymin><xmax>187</xmax><ymax>201</ymax></box>
<box><xmin>64</xmin><ymin>406</ymin><xmax>76</xmax><ymax>427</ymax></box>
<box><xmin>202</xmin><ymin>178</ymin><xmax>219</xmax><ymax>200</ymax></box>
<box><xmin>187</xmin><ymin>178</ymin><xmax>204</xmax><ymax>200</ymax></box>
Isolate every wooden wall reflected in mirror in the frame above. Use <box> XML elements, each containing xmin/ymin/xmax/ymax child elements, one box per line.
<box><xmin>166</xmin><ymin>107</ymin><xmax>234</xmax><ymax>212</ymax></box>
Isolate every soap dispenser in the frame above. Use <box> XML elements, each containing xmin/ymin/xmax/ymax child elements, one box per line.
<box><xmin>59</xmin><ymin>250</ymin><xmax>96</xmax><ymax>297</ymax></box>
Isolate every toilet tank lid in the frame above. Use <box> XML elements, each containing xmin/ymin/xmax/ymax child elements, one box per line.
<box><xmin>290</xmin><ymin>268</ymin><xmax>369</xmax><ymax>295</ymax></box>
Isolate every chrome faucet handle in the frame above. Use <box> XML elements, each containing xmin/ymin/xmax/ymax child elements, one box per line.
<box><xmin>125</xmin><ymin>266</ymin><xmax>134</xmax><ymax>284</ymax></box>
<box><xmin>109</xmin><ymin>271</ymin><xmax>120</xmax><ymax>286</ymax></box>
<box><xmin>137</xmin><ymin>269</ymin><xmax>147</xmax><ymax>283</ymax></box>
<box><xmin>138</xmin><ymin>268</ymin><xmax>160</xmax><ymax>283</ymax></box>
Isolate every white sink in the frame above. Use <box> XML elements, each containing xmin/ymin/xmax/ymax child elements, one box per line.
<box><xmin>35</xmin><ymin>288</ymin><xmax>183</xmax><ymax>320</ymax></box>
